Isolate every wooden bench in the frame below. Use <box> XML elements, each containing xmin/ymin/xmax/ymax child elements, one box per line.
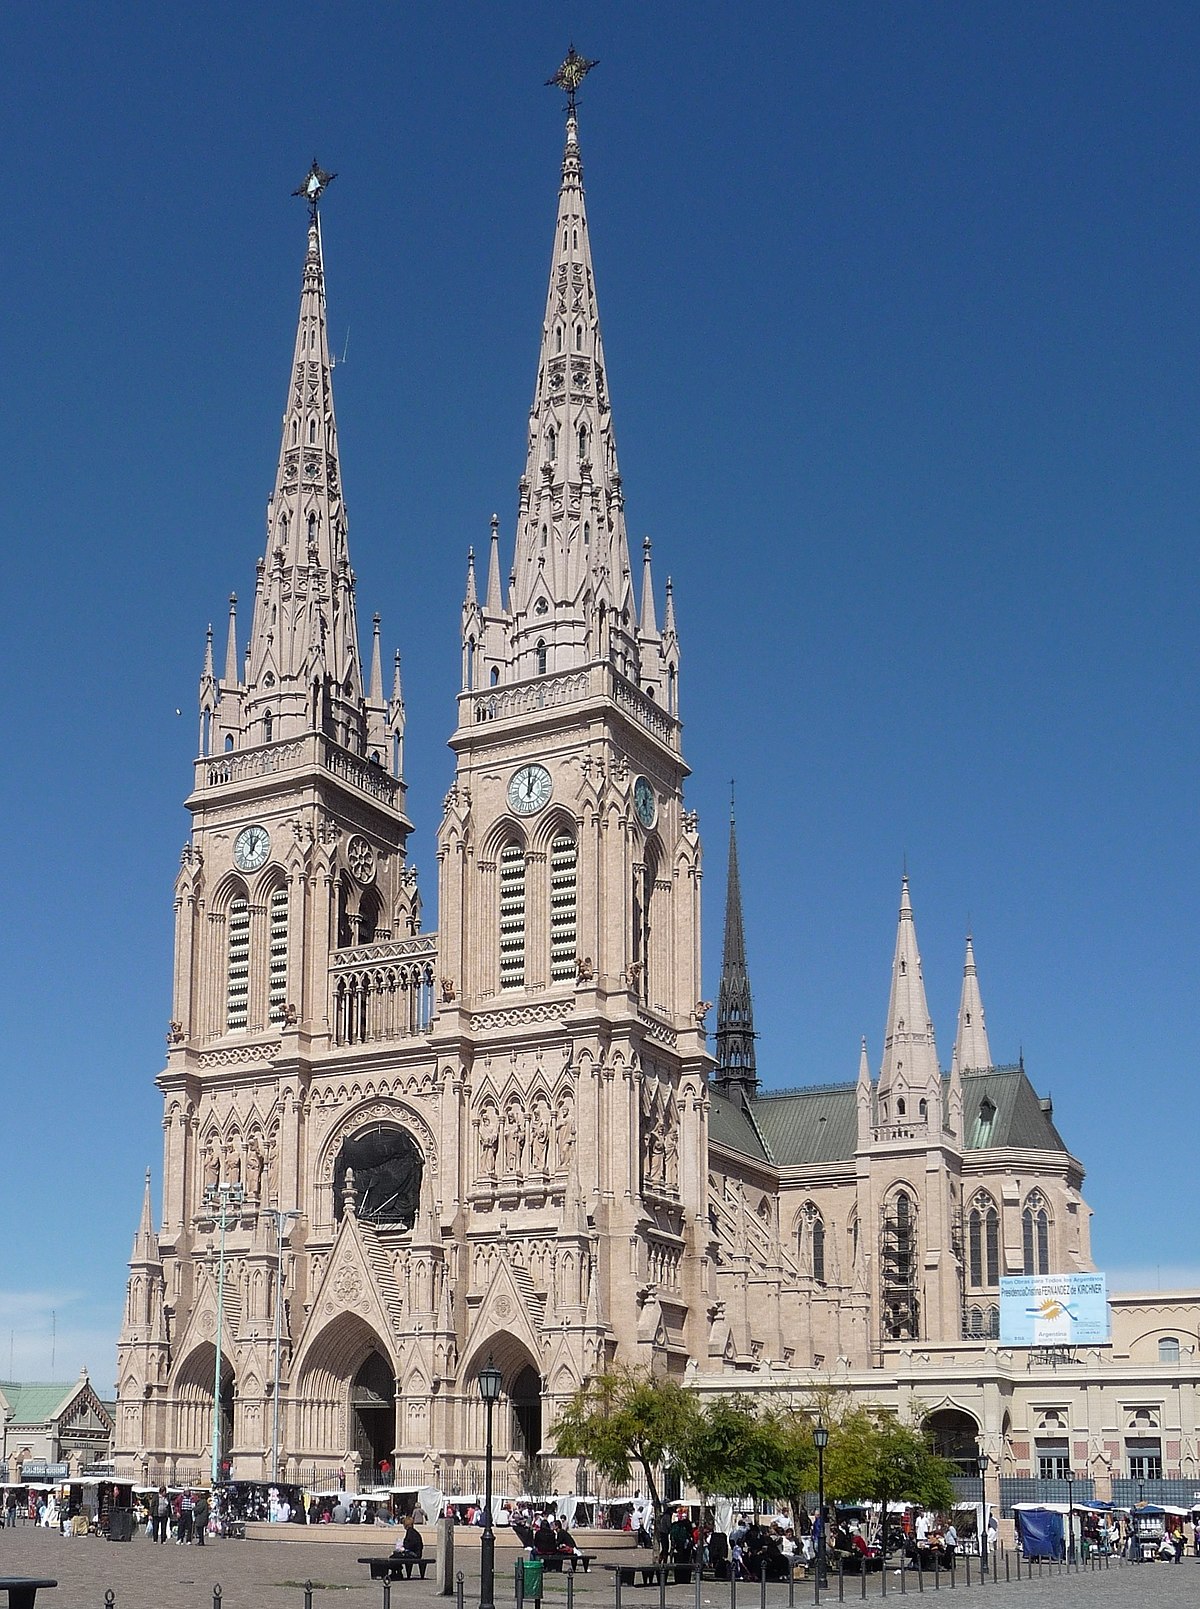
<box><xmin>602</xmin><ymin>1562</ymin><xmax>693</xmax><ymax>1587</ymax></box>
<box><xmin>359</xmin><ymin>1555</ymin><xmax>431</xmax><ymax>1581</ymax></box>
<box><xmin>536</xmin><ymin>1552</ymin><xmax>597</xmax><ymax>1574</ymax></box>
<box><xmin>0</xmin><ymin>1581</ymin><xmax>58</xmax><ymax>1609</ymax></box>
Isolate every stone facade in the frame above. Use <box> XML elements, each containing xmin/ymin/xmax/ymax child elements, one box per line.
<box><xmin>114</xmin><ymin>95</ymin><xmax>1195</xmax><ymax>1507</ymax></box>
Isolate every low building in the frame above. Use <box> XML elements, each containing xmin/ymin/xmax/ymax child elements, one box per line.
<box><xmin>0</xmin><ymin>1370</ymin><xmax>115</xmax><ymax>1479</ymax></box>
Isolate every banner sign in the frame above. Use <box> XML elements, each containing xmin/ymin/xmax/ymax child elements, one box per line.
<box><xmin>999</xmin><ymin>1273</ymin><xmax>1109</xmax><ymax>1346</ymax></box>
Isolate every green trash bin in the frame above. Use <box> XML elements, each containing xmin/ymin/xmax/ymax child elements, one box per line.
<box><xmin>522</xmin><ymin>1558</ymin><xmax>545</xmax><ymax>1600</ymax></box>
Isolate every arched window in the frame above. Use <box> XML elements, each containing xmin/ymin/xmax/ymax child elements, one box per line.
<box><xmin>536</xmin><ymin>640</ymin><xmax>547</xmax><ymax>676</ymax></box>
<box><xmin>882</xmin><ymin>1189</ymin><xmax>919</xmax><ymax>1340</ymax></box>
<box><xmin>549</xmin><ymin>833</ymin><xmax>578</xmax><ymax>983</ymax></box>
<box><xmin>575</xmin><ymin>323</ymin><xmax>583</xmax><ymax>350</ymax></box>
<box><xmin>490</xmin><ymin>665</ymin><xmax>500</xmax><ymax>686</ymax></box>
<box><xmin>547</xmin><ymin>426</ymin><xmax>557</xmax><ymax>462</ymax></box>
<box><xmin>1022</xmin><ymin>1192</ymin><xmax>1051</xmax><ymax>1275</ymax></box>
<box><xmin>918</xmin><ymin>1097</ymin><xmax>928</xmax><ymax>1118</ymax></box>
<box><xmin>224</xmin><ymin>733</ymin><xmax>234</xmax><ymax>753</ymax></box>
<box><xmin>632</xmin><ymin>850</ymin><xmax>655</xmax><ymax>1002</ymax></box>
<box><xmin>263</xmin><ymin>710</ymin><xmax>273</xmax><ymax>742</ymax></box>
<box><xmin>897</xmin><ymin>1098</ymin><xmax>906</xmax><ymax>1116</ymax></box>
<box><xmin>1160</xmin><ymin>1336</ymin><xmax>1181</xmax><ymax>1364</ymax></box>
<box><xmin>267</xmin><ymin>885</ymin><xmax>288</xmax><ymax>1024</ymax></box>
<box><xmin>578</xmin><ymin>425</ymin><xmax>588</xmax><ymax>459</ymax></box>
<box><xmin>583</xmin><ymin>521</ymin><xmax>590</xmax><ymax>545</ymax></box>
<box><xmin>499</xmin><ymin>843</ymin><xmax>526</xmax><ymax>990</ymax></box>
<box><xmin>226</xmin><ymin>895</ymin><xmax>250</xmax><ymax>1031</ymax></box>
<box><xmin>465</xmin><ymin>637</ymin><xmax>475</xmax><ymax>688</ymax></box>
<box><xmin>291</xmin><ymin>419</ymin><xmax>298</xmax><ymax>445</ymax></box>
<box><xmin>810</xmin><ymin>1211</ymin><xmax>827</xmax><ymax>1285</ymax></box>
<box><xmin>308</xmin><ymin>513</ymin><xmax>317</xmax><ymax>544</ymax></box>
<box><xmin>555</xmin><ymin>326</ymin><xmax>563</xmax><ymax>354</ymax></box>
<box><xmin>308</xmin><ymin>417</ymin><xmax>317</xmax><ymax>444</ymax></box>
<box><xmin>968</xmin><ymin>1193</ymin><xmax>1000</xmax><ymax>1288</ymax></box>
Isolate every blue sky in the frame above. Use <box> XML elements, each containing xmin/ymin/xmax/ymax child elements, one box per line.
<box><xmin>1</xmin><ymin>3</ymin><xmax>1196</xmax><ymax>1385</ymax></box>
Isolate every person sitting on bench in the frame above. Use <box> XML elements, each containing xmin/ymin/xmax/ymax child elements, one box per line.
<box><xmin>391</xmin><ymin>1515</ymin><xmax>425</xmax><ymax>1575</ymax></box>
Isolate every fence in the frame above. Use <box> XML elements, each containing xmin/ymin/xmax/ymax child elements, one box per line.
<box><xmin>998</xmin><ymin>1477</ymin><xmax>1095</xmax><ymax>1515</ymax></box>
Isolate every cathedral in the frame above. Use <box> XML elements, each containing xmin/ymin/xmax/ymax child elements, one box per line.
<box><xmin>115</xmin><ymin>67</ymin><xmax>1197</xmax><ymax>1506</ymax></box>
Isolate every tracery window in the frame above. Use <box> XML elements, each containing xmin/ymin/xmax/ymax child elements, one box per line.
<box><xmin>499</xmin><ymin>843</ymin><xmax>526</xmax><ymax>990</ymax></box>
<box><xmin>1022</xmin><ymin>1191</ymin><xmax>1051</xmax><ymax>1275</ymax></box>
<box><xmin>548</xmin><ymin>833</ymin><xmax>578</xmax><ymax>983</ymax></box>
<box><xmin>881</xmin><ymin>1189</ymin><xmax>919</xmax><ymax>1340</ymax></box>
<box><xmin>968</xmin><ymin>1192</ymin><xmax>1000</xmax><ymax>1288</ymax></box>
<box><xmin>800</xmin><ymin>1204</ymin><xmax>827</xmax><ymax>1286</ymax></box>
<box><xmin>226</xmin><ymin>895</ymin><xmax>250</xmax><ymax>1031</ymax></box>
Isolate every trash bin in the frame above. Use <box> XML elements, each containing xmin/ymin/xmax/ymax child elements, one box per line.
<box><xmin>108</xmin><ymin>1508</ymin><xmax>133</xmax><ymax>1542</ymax></box>
<box><xmin>522</xmin><ymin>1558</ymin><xmax>545</xmax><ymax>1600</ymax></box>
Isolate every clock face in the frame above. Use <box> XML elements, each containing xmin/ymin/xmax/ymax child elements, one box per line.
<box><xmin>507</xmin><ymin>764</ymin><xmax>553</xmax><ymax>817</ymax></box>
<box><xmin>233</xmin><ymin>825</ymin><xmax>270</xmax><ymax>873</ymax></box>
<box><xmin>633</xmin><ymin>776</ymin><xmax>657</xmax><ymax>830</ymax></box>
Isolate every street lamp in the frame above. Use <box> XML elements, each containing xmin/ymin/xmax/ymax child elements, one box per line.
<box><xmin>203</xmin><ymin>1183</ymin><xmax>244</xmax><ymax>1488</ymax></box>
<box><xmin>265</xmin><ymin>1209</ymin><xmax>301</xmax><ymax>1485</ymax></box>
<box><xmin>1064</xmin><ymin>1469</ymin><xmax>1074</xmax><ymax>1564</ymax></box>
<box><xmin>976</xmin><ymin>1451</ymin><xmax>991</xmax><ymax>1576</ymax></box>
<box><xmin>813</xmin><ymin>1418</ymin><xmax>830</xmax><ymax>1594</ymax></box>
<box><xmin>477</xmin><ymin>1358</ymin><xmax>503</xmax><ymax>1609</ymax></box>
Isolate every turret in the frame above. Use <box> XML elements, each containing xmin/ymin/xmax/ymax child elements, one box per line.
<box><xmin>712</xmin><ymin>794</ymin><xmax>757</xmax><ymax>1096</ymax></box>
<box><xmin>876</xmin><ymin>876</ymin><xmax>941</xmax><ymax>1126</ymax></box>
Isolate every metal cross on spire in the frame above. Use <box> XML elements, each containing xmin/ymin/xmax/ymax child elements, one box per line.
<box><xmin>293</xmin><ymin>158</ymin><xmax>337</xmax><ymax>217</ymax></box>
<box><xmin>546</xmin><ymin>44</ymin><xmax>599</xmax><ymax>110</ymax></box>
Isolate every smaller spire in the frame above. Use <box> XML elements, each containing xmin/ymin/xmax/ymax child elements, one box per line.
<box><xmin>485</xmin><ymin>514</ymin><xmax>504</xmax><ymax>612</ymax></box>
<box><xmin>131</xmin><ymin>1169</ymin><xmax>158</xmax><ymax>1263</ymax></box>
<box><xmin>369</xmin><ymin>613</ymin><xmax>383</xmax><ymax>703</ymax></box>
<box><xmin>639</xmin><ymin>537</ymin><xmax>658</xmax><ymax>635</ymax></box>
<box><xmin>856</xmin><ymin>1037</ymin><xmax>873</xmax><ymax>1146</ymax></box>
<box><xmin>199</xmin><ymin>625</ymin><xmax>217</xmax><ymax>715</ymax></box>
<box><xmin>878</xmin><ymin>873</ymin><xmax>940</xmax><ymax>1102</ymax></box>
<box><xmin>713</xmin><ymin>796</ymin><xmax>758</xmax><ymax>1096</ymax></box>
<box><xmin>663</xmin><ymin>575</ymin><xmax>678</xmax><ymax>637</ymax></box>
<box><xmin>223</xmin><ymin>594</ymin><xmax>238</xmax><ymax>686</ymax></box>
<box><xmin>952</xmin><ymin>932</ymin><xmax>993</xmax><ymax>1075</ymax></box>
<box><xmin>391</xmin><ymin>649</ymin><xmax>404</xmax><ymax>706</ymax></box>
<box><xmin>464</xmin><ymin>546</ymin><xmax>478</xmax><ymax>607</ymax></box>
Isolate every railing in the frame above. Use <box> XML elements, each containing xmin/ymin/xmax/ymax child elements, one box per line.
<box><xmin>329</xmin><ymin>937</ymin><xmax>438</xmax><ymax>1046</ymax></box>
<box><xmin>197</xmin><ymin>734</ymin><xmax>400</xmax><ymax>806</ymax></box>
<box><xmin>999</xmin><ymin>1475</ymin><xmax>1096</xmax><ymax>1514</ymax></box>
<box><xmin>461</xmin><ymin>661</ymin><xmax>680</xmax><ymax>750</ymax></box>
<box><xmin>872</xmin><ymin>1121</ymin><xmax>929</xmax><ymax>1143</ymax></box>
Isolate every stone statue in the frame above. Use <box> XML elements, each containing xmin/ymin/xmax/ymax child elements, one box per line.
<box><xmin>225</xmin><ymin>1146</ymin><xmax>242</xmax><ymax>1188</ymax></box>
<box><xmin>555</xmin><ymin>1097</ymin><xmax>577</xmax><ymax>1171</ymax></box>
<box><xmin>530</xmin><ymin>1098</ymin><xmax>551</xmax><ymax>1172</ymax></box>
<box><xmin>202</xmin><ymin>1148</ymin><xmax>220</xmax><ymax>1192</ymax></box>
<box><xmin>246</xmin><ymin>1141</ymin><xmax>264</xmax><ymax>1198</ymax></box>
<box><xmin>502</xmin><ymin>1101</ymin><xmax>525</xmax><ymax>1173</ymax></box>
<box><xmin>265</xmin><ymin>1139</ymin><xmax>279</xmax><ymax>1204</ymax></box>
<box><xmin>664</xmin><ymin>1123</ymin><xmax>679</xmax><ymax>1191</ymax></box>
<box><xmin>478</xmin><ymin>1104</ymin><xmax>500</xmax><ymax>1177</ymax></box>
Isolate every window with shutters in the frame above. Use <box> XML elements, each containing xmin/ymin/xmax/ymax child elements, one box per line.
<box><xmin>226</xmin><ymin>896</ymin><xmax>250</xmax><ymax>1030</ymax></box>
<box><xmin>549</xmin><ymin>833</ymin><xmax>577</xmax><ymax>983</ymax></box>
<box><xmin>499</xmin><ymin>844</ymin><xmax>526</xmax><ymax>990</ymax></box>
<box><xmin>267</xmin><ymin>885</ymin><xmax>288</xmax><ymax>1025</ymax></box>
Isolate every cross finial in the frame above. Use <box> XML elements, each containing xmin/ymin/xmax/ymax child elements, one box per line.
<box><xmin>547</xmin><ymin>44</ymin><xmax>599</xmax><ymax>111</ymax></box>
<box><xmin>293</xmin><ymin>158</ymin><xmax>337</xmax><ymax>217</ymax></box>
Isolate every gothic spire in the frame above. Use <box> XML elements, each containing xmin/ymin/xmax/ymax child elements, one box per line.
<box><xmin>503</xmin><ymin>77</ymin><xmax>643</xmax><ymax>682</ymax></box>
<box><xmin>223</xmin><ymin>594</ymin><xmax>239</xmax><ymax>686</ymax></box>
<box><xmin>131</xmin><ymin>1169</ymin><xmax>158</xmax><ymax>1264</ymax></box>
<box><xmin>952</xmin><ymin>932</ymin><xmax>993</xmax><ymax>1075</ymax></box>
<box><xmin>713</xmin><ymin>791</ymin><xmax>758</xmax><ymax>1096</ymax></box>
<box><xmin>877</xmin><ymin>875</ymin><xmax>941</xmax><ymax>1107</ymax></box>
<box><xmin>239</xmin><ymin>177</ymin><xmax>367</xmax><ymax>744</ymax></box>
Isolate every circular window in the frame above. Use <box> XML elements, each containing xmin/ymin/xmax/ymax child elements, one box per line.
<box><xmin>334</xmin><ymin>1123</ymin><xmax>423</xmax><ymax>1229</ymax></box>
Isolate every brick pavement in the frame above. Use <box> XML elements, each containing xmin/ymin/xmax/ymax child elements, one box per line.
<box><xmin>0</xmin><ymin>1530</ymin><xmax>1193</xmax><ymax>1609</ymax></box>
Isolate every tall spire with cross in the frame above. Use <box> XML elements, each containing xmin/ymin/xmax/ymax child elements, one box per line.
<box><xmin>206</xmin><ymin>162</ymin><xmax>389</xmax><ymax>760</ymax></box>
<box><xmin>877</xmin><ymin>875</ymin><xmax>941</xmax><ymax>1116</ymax></box>
<box><xmin>468</xmin><ymin>49</ymin><xmax>672</xmax><ymax>702</ymax></box>
<box><xmin>713</xmin><ymin>785</ymin><xmax>758</xmax><ymax>1097</ymax></box>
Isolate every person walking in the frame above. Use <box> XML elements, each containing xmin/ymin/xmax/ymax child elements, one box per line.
<box><xmin>153</xmin><ymin>1486</ymin><xmax>170</xmax><ymax>1544</ymax></box>
<box><xmin>178</xmin><ymin>1489</ymin><xmax>194</xmax><ymax>1544</ymax></box>
<box><xmin>193</xmin><ymin>1490</ymin><xmax>210</xmax><ymax>1546</ymax></box>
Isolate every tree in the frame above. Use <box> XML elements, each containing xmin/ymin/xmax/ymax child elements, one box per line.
<box><xmin>822</xmin><ymin>1406</ymin><xmax>957</xmax><ymax>1555</ymax></box>
<box><xmin>682</xmin><ymin>1394</ymin><xmax>790</xmax><ymax>1513</ymax></box>
<box><xmin>551</xmin><ymin>1368</ymin><xmax>699</xmax><ymax>1553</ymax></box>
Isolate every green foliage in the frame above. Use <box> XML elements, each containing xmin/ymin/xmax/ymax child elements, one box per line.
<box><xmin>822</xmin><ymin>1405</ymin><xmax>957</xmax><ymax>1516</ymax></box>
<box><xmin>682</xmin><ymin>1395</ymin><xmax>791</xmax><ymax>1505</ymax></box>
<box><xmin>551</xmin><ymin>1367</ymin><xmax>699</xmax><ymax>1541</ymax></box>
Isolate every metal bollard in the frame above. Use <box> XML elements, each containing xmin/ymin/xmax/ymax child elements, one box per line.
<box><xmin>517</xmin><ymin>1559</ymin><xmax>525</xmax><ymax>1609</ymax></box>
<box><xmin>457</xmin><ymin>1570</ymin><xmax>465</xmax><ymax>1609</ymax></box>
<box><xmin>900</xmin><ymin>1555</ymin><xmax>906</xmax><ymax>1595</ymax></box>
<box><xmin>730</xmin><ymin>1560</ymin><xmax>737</xmax><ymax>1609</ymax></box>
<box><xmin>933</xmin><ymin>1556</ymin><xmax>939</xmax><ymax>1592</ymax></box>
<box><xmin>789</xmin><ymin>1559</ymin><xmax>795</xmax><ymax>1609</ymax></box>
<box><xmin>916</xmin><ymin>1557</ymin><xmax>923</xmax><ymax>1595</ymax></box>
<box><xmin>949</xmin><ymin>1557</ymin><xmax>954</xmax><ymax>1590</ymax></box>
<box><xmin>214</xmin><ymin>1587</ymin><xmax>223</xmax><ymax>1609</ymax></box>
<box><xmin>105</xmin><ymin>1594</ymin><xmax>116</xmax><ymax>1609</ymax></box>
<box><xmin>615</xmin><ymin>1563</ymin><xmax>622</xmax><ymax>1609</ymax></box>
<box><xmin>695</xmin><ymin>1562</ymin><xmax>703</xmax><ymax>1609</ymax></box>
<box><xmin>304</xmin><ymin>1583</ymin><xmax>313</xmax><ymax>1609</ymax></box>
<box><xmin>384</xmin><ymin>1578</ymin><xmax>392</xmax><ymax>1609</ymax></box>
<box><xmin>569</xmin><ymin>1569</ymin><xmax>576</xmax><ymax>1609</ymax></box>
<box><xmin>660</xmin><ymin>1563</ymin><xmax>668</xmax><ymax>1609</ymax></box>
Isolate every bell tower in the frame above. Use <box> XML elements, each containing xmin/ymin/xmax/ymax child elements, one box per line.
<box><xmin>436</xmin><ymin>52</ymin><xmax>711</xmax><ymax>1382</ymax></box>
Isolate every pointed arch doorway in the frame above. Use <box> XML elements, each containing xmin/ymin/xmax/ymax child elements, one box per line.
<box><xmin>510</xmin><ymin>1364</ymin><xmax>542</xmax><ymax>1459</ymax></box>
<box><xmin>350</xmin><ymin>1351</ymin><xmax>397</xmax><ymax>1485</ymax></box>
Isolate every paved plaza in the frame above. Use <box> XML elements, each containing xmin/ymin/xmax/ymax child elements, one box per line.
<box><xmin>0</xmin><ymin>1531</ymin><xmax>1192</xmax><ymax>1609</ymax></box>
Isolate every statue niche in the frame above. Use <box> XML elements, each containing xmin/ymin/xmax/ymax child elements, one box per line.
<box><xmin>334</xmin><ymin>1123</ymin><xmax>423</xmax><ymax>1230</ymax></box>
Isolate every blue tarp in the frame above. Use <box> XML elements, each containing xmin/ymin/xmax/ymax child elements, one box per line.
<box><xmin>1016</xmin><ymin>1509</ymin><xmax>1064</xmax><ymax>1560</ymax></box>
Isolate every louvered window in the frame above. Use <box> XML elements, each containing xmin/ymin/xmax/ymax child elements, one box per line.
<box><xmin>549</xmin><ymin>834</ymin><xmax>578</xmax><ymax>983</ymax></box>
<box><xmin>267</xmin><ymin>885</ymin><xmax>288</xmax><ymax>1024</ymax></box>
<box><xmin>499</xmin><ymin>844</ymin><xmax>526</xmax><ymax>990</ymax></box>
<box><xmin>226</xmin><ymin>897</ymin><xmax>250</xmax><ymax>1030</ymax></box>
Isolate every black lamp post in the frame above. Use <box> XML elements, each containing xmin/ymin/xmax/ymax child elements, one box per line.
<box><xmin>1133</xmin><ymin>1479</ymin><xmax>1144</xmax><ymax>1564</ymax></box>
<box><xmin>813</xmin><ymin>1418</ymin><xmax>830</xmax><ymax>1593</ymax></box>
<box><xmin>976</xmin><ymin>1451</ymin><xmax>991</xmax><ymax>1575</ymax></box>
<box><xmin>1064</xmin><ymin>1469</ymin><xmax>1074</xmax><ymax>1564</ymax></box>
<box><xmin>477</xmin><ymin>1358</ymin><xmax>503</xmax><ymax>1609</ymax></box>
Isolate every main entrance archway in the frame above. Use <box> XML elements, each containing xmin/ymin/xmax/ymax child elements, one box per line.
<box><xmin>510</xmin><ymin>1364</ymin><xmax>542</xmax><ymax>1458</ymax></box>
<box><xmin>351</xmin><ymin>1351</ymin><xmax>397</xmax><ymax>1484</ymax></box>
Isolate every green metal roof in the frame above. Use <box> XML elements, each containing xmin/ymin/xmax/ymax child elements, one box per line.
<box><xmin>0</xmin><ymin>1382</ymin><xmax>77</xmax><ymax>1425</ymax></box>
<box><xmin>709</xmin><ymin>1064</ymin><xmax>1069</xmax><ymax>1168</ymax></box>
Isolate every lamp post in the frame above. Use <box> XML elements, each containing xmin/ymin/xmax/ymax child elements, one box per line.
<box><xmin>477</xmin><ymin>1358</ymin><xmax>503</xmax><ymax>1609</ymax></box>
<box><xmin>265</xmin><ymin>1208</ymin><xmax>300</xmax><ymax>1485</ymax></box>
<box><xmin>976</xmin><ymin>1451</ymin><xmax>991</xmax><ymax>1576</ymax></box>
<box><xmin>1133</xmin><ymin>1479</ymin><xmax>1144</xmax><ymax>1563</ymax></box>
<box><xmin>203</xmin><ymin>1183</ymin><xmax>244</xmax><ymax>1488</ymax></box>
<box><xmin>1064</xmin><ymin>1469</ymin><xmax>1074</xmax><ymax>1564</ymax></box>
<box><xmin>813</xmin><ymin>1418</ymin><xmax>829</xmax><ymax>1593</ymax></box>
